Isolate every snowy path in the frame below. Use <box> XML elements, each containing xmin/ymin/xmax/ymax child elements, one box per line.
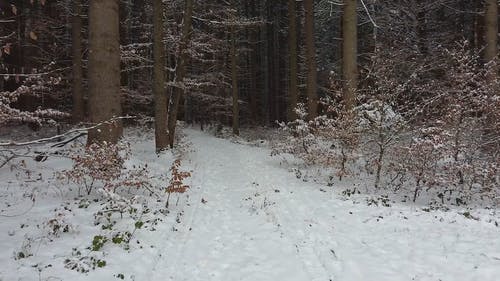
<box><xmin>150</xmin><ymin>130</ymin><xmax>319</xmax><ymax>280</ymax></box>
<box><xmin>149</xmin><ymin>130</ymin><xmax>500</xmax><ymax>281</ymax></box>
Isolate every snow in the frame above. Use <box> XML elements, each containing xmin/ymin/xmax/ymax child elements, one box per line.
<box><xmin>1</xmin><ymin>127</ymin><xmax>499</xmax><ymax>281</ymax></box>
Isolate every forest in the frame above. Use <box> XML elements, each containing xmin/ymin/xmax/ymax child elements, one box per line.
<box><xmin>0</xmin><ymin>0</ymin><xmax>499</xmax><ymax>280</ymax></box>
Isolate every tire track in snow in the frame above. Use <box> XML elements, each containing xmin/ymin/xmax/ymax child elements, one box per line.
<box><xmin>275</xmin><ymin>192</ymin><xmax>340</xmax><ymax>280</ymax></box>
<box><xmin>149</xmin><ymin>159</ymin><xmax>207</xmax><ymax>280</ymax></box>
<box><xmin>194</xmin><ymin>131</ymin><xmax>338</xmax><ymax>280</ymax></box>
<box><xmin>253</xmin><ymin>159</ymin><xmax>341</xmax><ymax>281</ymax></box>
<box><xmin>151</xmin><ymin>130</ymin><xmax>340</xmax><ymax>280</ymax></box>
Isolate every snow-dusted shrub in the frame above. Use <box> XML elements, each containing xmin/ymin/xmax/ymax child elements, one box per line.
<box><xmin>388</xmin><ymin>42</ymin><xmax>500</xmax><ymax>205</ymax></box>
<box><xmin>59</xmin><ymin>142</ymin><xmax>127</xmax><ymax>195</ymax></box>
<box><xmin>393</xmin><ymin>126</ymin><xmax>449</xmax><ymax>202</ymax></box>
<box><xmin>272</xmin><ymin>102</ymin><xmax>362</xmax><ymax>181</ymax></box>
<box><xmin>59</xmin><ymin>141</ymin><xmax>153</xmax><ymax>196</ymax></box>
<box><xmin>357</xmin><ymin>99</ymin><xmax>407</xmax><ymax>189</ymax></box>
<box><xmin>274</xmin><ymin>42</ymin><xmax>499</xmax><ymax>207</ymax></box>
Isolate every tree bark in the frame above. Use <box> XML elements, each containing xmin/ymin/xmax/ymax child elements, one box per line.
<box><xmin>153</xmin><ymin>0</ymin><xmax>168</xmax><ymax>151</ymax></box>
<box><xmin>260</xmin><ymin>1</ymin><xmax>270</xmax><ymax>124</ymax></box>
<box><xmin>304</xmin><ymin>0</ymin><xmax>317</xmax><ymax>119</ymax></box>
<box><xmin>87</xmin><ymin>0</ymin><xmax>123</xmax><ymax>145</ymax></box>
<box><xmin>342</xmin><ymin>0</ymin><xmax>357</xmax><ymax>111</ymax></box>
<box><xmin>230</xmin><ymin>24</ymin><xmax>239</xmax><ymax>135</ymax></box>
<box><xmin>71</xmin><ymin>0</ymin><xmax>84</xmax><ymax>123</ymax></box>
<box><xmin>484</xmin><ymin>0</ymin><xmax>498</xmax><ymax>75</ymax></box>
<box><xmin>287</xmin><ymin>0</ymin><xmax>298</xmax><ymax>121</ymax></box>
<box><xmin>248</xmin><ymin>0</ymin><xmax>258</xmax><ymax>123</ymax></box>
<box><xmin>168</xmin><ymin>0</ymin><xmax>193</xmax><ymax>148</ymax></box>
<box><xmin>416</xmin><ymin>10</ymin><xmax>427</xmax><ymax>55</ymax></box>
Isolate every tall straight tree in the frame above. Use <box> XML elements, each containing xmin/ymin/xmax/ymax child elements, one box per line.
<box><xmin>168</xmin><ymin>0</ymin><xmax>193</xmax><ymax>147</ymax></box>
<box><xmin>230</xmin><ymin>23</ymin><xmax>240</xmax><ymax>136</ymax></box>
<box><xmin>484</xmin><ymin>0</ymin><xmax>498</xmax><ymax>79</ymax></box>
<box><xmin>71</xmin><ymin>0</ymin><xmax>84</xmax><ymax>123</ymax></box>
<box><xmin>342</xmin><ymin>0</ymin><xmax>357</xmax><ymax>110</ymax></box>
<box><xmin>287</xmin><ymin>0</ymin><xmax>298</xmax><ymax>121</ymax></box>
<box><xmin>304</xmin><ymin>0</ymin><xmax>318</xmax><ymax>119</ymax></box>
<box><xmin>484</xmin><ymin>0</ymin><xmax>498</xmax><ymax>137</ymax></box>
<box><xmin>87</xmin><ymin>0</ymin><xmax>122</xmax><ymax>144</ymax></box>
<box><xmin>153</xmin><ymin>0</ymin><xmax>168</xmax><ymax>151</ymax></box>
<box><xmin>248</xmin><ymin>10</ymin><xmax>258</xmax><ymax>122</ymax></box>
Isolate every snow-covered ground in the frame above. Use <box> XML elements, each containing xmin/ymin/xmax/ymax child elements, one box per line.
<box><xmin>1</xmin><ymin>128</ymin><xmax>499</xmax><ymax>281</ymax></box>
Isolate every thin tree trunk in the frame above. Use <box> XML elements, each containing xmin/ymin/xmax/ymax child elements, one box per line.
<box><xmin>261</xmin><ymin>1</ymin><xmax>270</xmax><ymax>124</ymax></box>
<box><xmin>71</xmin><ymin>0</ymin><xmax>84</xmax><ymax>123</ymax></box>
<box><xmin>484</xmin><ymin>0</ymin><xmax>498</xmax><ymax>138</ymax></box>
<box><xmin>342</xmin><ymin>0</ymin><xmax>357</xmax><ymax>111</ymax></box>
<box><xmin>267</xmin><ymin>2</ymin><xmax>276</xmax><ymax>122</ymax></box>
<box><xmin>273</xmin><ymin>12</ymin><xmax>281</xmax><ymax>121</ymax></box>
<box><xmin>484</xmin><ymin>0</ymin><xmax>498</xmax><ymax>76</ymax></box>
<box><xmin>248</xmin><ymin>0</ymin><xmax>258</xmax><ymax>123</ymax></box>
<box><xmin>287</xmin><ymin>0</ymin><xmax>298</xmax><ymax>121</ymax></box>
<box><xmin>475</xmin><ymin>1</ymin><xmax>485</xmax><ymax>52</ymax></box>
<box><xmin>87</xmin><ymin>0</ymin><xmax>123</xmax><ymax>145</ymax></box>
<box><xmin>230</xmin><ymin>24</ymin><xmax>239</xmax><ymax>135</ymax></box>
<box><xmin>416</xmin><ymin>10</ymin><xmax>427</xmax><ymax>55</ymax></box>
<box><xmin>168</xmin><ymin>0</ymin><xmax>193</xmax><ymax>148</ymax></box>
<box><xmin>304</xmin><ymin>0</ymin><xmax>317</xmax><ymax>119</ymax></box>
<box><xmin>153</xmin><ymin>0</ymin><xmax>168</xmax><ymax>151</ymax></box>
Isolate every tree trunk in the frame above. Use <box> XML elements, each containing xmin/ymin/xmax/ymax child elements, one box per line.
<box><xmin>304</xmin><ymin>0</ymin><xmax>317</xmax><ymax>119</ymax></box>
<box><xmin>484</xmin><ymin>0</ymin><xmax>498</xmax><ymax>75</ymax></box>
<box><xmin>287</xmin><ymin>0</ymin><xmax>298</xmax><ymax>121</ymax></box>
<box><xmin>342</xmin><ymin>0</ymin><xmax>357</xmax><ymax>111</ymax></box>
<box><xmin>484</xmin><ymin>0</ymin><xmax>498</xmax><ymax>138</ymax></box>
<box><xmin>416</xmin><ymin>10</ymin><xmax>427</xmax><ymax>55</ymax></box>
<box><xmin>261</xmin><ymin>1</ymin><xmax>270</xmax><ymax>125</ymax></box>
<box><xmin>168</xmin><ymin>0</ymin><xmax>193</xmax><ymax>148</ymax></box>
<box><xmin>87</xmin><ymin>0</ymin><xmax>123</xmax><ymax>145</ymax></box>
<box><xmin>71</xmin><ymin>0</ymin><xmax>84</xmax><ymax>123</ymax></box>
<box><xmin>475</xmin><ymin>1</ymin><xmax>485</xmax><ymax>52</ymax></box>
<box><xmin>230</xmin><ymin>24</ymin><xmax>240</xmax><ymax>135</ymax></box>
<box><xmin>153</xmin><ymin>0</ymin><xmax>168</xmax><ymax>151</ymax></box>
<box><xmin>248</xmin><ymin>0</ymin><xmax>258</xmax><ymax>124</ymax></box>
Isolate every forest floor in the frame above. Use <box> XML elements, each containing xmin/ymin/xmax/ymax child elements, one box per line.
<box><xmin>0</xmin><ymin>127</ymin><xmax>499</xmax><ymax>281</ymax></box>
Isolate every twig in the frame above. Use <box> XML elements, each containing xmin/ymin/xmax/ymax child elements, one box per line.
<box><xmin>360</xmin><ymin>0</ymin><xmax>378</xmax><ymax>28</ymax></box>
<box><xmin>0</xmin><ymin>154</ymin><xmax>15</xmax><ymax>169</ymax></box>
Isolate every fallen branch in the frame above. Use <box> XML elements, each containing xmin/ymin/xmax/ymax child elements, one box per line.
<box><xmin>0</xmin><ymin>116</ymin><xmax>135</xmax><ymax>147</ymax></box>
<box><xmin>51</xmin><ymin>133</ymin><xmax>87</xmax><ymax>148</ymax></box>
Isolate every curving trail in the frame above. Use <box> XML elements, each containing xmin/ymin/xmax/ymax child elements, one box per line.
<box><xmin>149</xmin><ymin>129</ymin><xmax>500</xmax><ymax>281</ymax></box>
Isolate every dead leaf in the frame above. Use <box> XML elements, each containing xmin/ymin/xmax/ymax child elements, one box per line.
<box><xmin>29</xmin><ymin>31</ymin><xmax>38</xmax><ymax>41</ymax></box>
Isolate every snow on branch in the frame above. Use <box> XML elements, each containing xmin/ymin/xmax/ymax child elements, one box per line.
<box><xmin>0</xmin><ymin>116</ymin><xmax>136</xmax><ymax>147</ymax></box>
